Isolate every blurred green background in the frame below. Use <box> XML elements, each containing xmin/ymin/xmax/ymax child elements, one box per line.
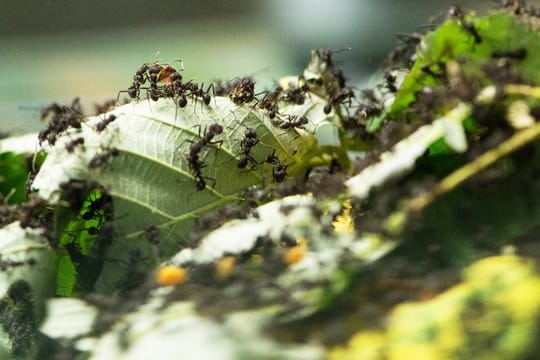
<box><xmin>0</xmin><ymin>0</ymin><xmax>488</xmax><ymax>134</ymax></box>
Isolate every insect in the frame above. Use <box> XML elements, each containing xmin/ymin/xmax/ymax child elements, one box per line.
<box><xmin>38</xmin><ymin>98</ymin><xmax>84</xmax><ymax>146</ymax></box>
<box><xmin>185</xmin><ymin>124</ymin><xmax>223</xmax><ymax>190</ymax></box>
<box><xmin>258</xmin><ymin>88</ymin><xmax>281</xmax><ymax>119</ymax></box>
<box><xmin>93</xmin><ymin>99</ymin><xmax>116</xmax><ymax>115</ymax></box>
<box><xmin>324</xmin><ymin>87</ymin><xmax>356</xmax><ymax>114</ymax></box>
<box><xmin>229</xmin><ymin>77</ymin><xmax>257</xmax><ymax>105</ymax></box>
<box><xmin>278</xmin><ymin>115</ymin><xmax>309</xmax><ymax>130</ymax></box>
<box><xmin>463</xmin><ymin>21</ymin><xmax>482</xmax><ymax>43</ymax></box>
<box><xmin>280</xmin><ymin>83</ymin><xmax>309</xmax><ymax>105</ymax></box>
<box><xmin>237</xmin><ymin>127</ymin><xmax>259</xmax><ymax>169</ymax></box>
<box><xmin>266</xmin><ymin>151</ymin><xmax>288</xmax><ymax>182</ymax></box>
<box><xmin>88</xmin><ymin>148</ymin><xmax>120</xmax><ymax>169</ymax></box>
<box><xmin>124</xmin><ymin>63</ymin><xmax>150</xmax><ymax>100</ymax></box>
<box><xmin>383</xmin><ymin>70</ymin><xmax>398</xmax><ymax>93</ymax></box>
<box><xmin>80</xmin><ymin>192</ymin><xmax>112</xmax><ymax>221</ymax></box>
<box><xmin>65</xmin><ymin>137</ymin><xmax>85</xmax><ymax>153</ymax></box>
<box><xmin>96</xmin><ymin>114</ymin><xmax>117</xmax><ymax>132</ymax></box>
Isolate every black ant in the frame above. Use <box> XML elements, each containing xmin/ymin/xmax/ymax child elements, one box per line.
<box><xmin>80</xmin><ymin>192</ymin><xmax>112</xmax><ymax>221</ymax></box>
<box><xmin>124</xmin><ymin>63</ymin><xmax>150</xmax><ymax>100</ymax></box>
<box><xmin>88</xmin><ymin>148</ymin><xmax>120</xmax><ymax>169</ymax></box>
<box><xmin>266</xmin><ymin>151</ymin><xmax>288</xmax><ymax>182</ymax></box>
<box><xmin>463</xmin><ymin>21</ymin><xmax>482</xmax><ymax>43</ymax></box>
<box><xmin>59</xmin><ymin>179</ymin><xmax>99</xmax><ymax>213</ymax></box>
<box><xmin>185</xmin><ymin>124</ymin><xmax>223</xmax><ymax>190</ymax></box>
<box><xmin>278</xmin><ymin>115</ymin><xmax>309</xmax><ymax>130</ymax></box>
<box><xmin>258</xmin><ymin>87</ymin><xmax>281</xmax><ymax>119</ymax></box>
<box><xmin>93</xmin><ymin>99</ymin><xmax>116</xmax><ymax>115</ymax></box>
<box><xmin>65</xmin><ymin>137</ymin><xmax>85</xmax><ymax>153</ymax></box>
<box><xmin>383</xmin><ymin>70</ymin><xmax>398</xmax><ymax>93</ymax></box>
<box><xmin>387</xmin><ymin>32</ymin><xmax>422</xmax><ymax>68</ymax></box>
<box><xmin>324</xmin><ymin>87</ymin><xmax>356</xmax><ymax>114</ymax></box>
<box><xmin>38</xmin><ymin>98</ymin><xmax>84</xmax><ymax>146</ymax></box>
<box><xmin>444</xmin><ymin>6</ymin><xmax>482</xmax><ymax>44</ymax></box>
<box><xmin>280</xmin><ymin>83</ymin><xmax>309</xmax><ymax>105</ymax></box>
<box><xmin>96</xmin><ymin>114</ymin><xmax>117</xmax><ymax>132</ymax></box>
<box><xmin>237</xmin><ymin>128</ymin><xmax>259</xmax><ymax>169</ymax></box>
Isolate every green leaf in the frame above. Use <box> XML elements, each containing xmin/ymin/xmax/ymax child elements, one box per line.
<box><xmin>0</xmin><ymin>152</ymin><xmax>28</xmax><ymax>204</ymax></box>
<box><xmin>390</xmin><ymin>12</ymin><xmax>540</xmax><ymax>118</ymax></box>
<box><xmin>33</xmin><ymin>83</ymin><xmax>342</xmax><ymax>293</ymax></box>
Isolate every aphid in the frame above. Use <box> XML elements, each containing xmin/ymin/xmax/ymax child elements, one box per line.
<box><xmin>278</xmin><ymin>115</ymin><xmax>309</xmax><ymax>130</ymax></box>
<box><xmin>65</xmin><ymin>137</ymin><xmax>85</xmax><ymax>153</ymax></box>
<box><xmin>88</xmin><ymin>148</ymin><xmax>120</xmax><ymax>169</ymax></box>
<box><xmin>155</xmin><ymin>265</ymin><xmax>187</xmax><ymax>286</ymax></box>
<box><xmin>237</xmin><ymin>127</ymin><xmax>259</xmax><ymax>169</ymax></box>
<box><xmin>95</xmin><ymin>114</ymin><xmax>117</xmax><ymax>132</ymax></box>
<box><xmin>265</xmin><ymin>151</ymin><xmax>288</xmax><ymax>182</ymax></box>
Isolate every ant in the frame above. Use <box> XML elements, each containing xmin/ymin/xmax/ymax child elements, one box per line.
<box><xmin>265</xmin><ymin>151</ymin><xmax>288</xmax><ymax>182</ymax></box>
<box><xmin>93</xmin><ymin>99</ymin><xmax>116</xmax><ymax>115</ymax></box>
<box><xmin>88</xmin><ymin>148</ymin><xmax>120</xmax><ymax>169</ymax></box>
<box><xmin>280</xmin><ymin>83</ymin><xmax>309</xmax><ymax>105</ymax></box>
<box><xmin>237</xmin><ymin>127</ymin><xmax>259</xmax><ymax>169</ymax></box>
<box><xmin>38</xmin><ymin>98</ymin><xmax>84</xmax><ymax>146</ymax></box>
<box><xmin>383</xmin><ymin>70</ymin><xmax>398</xmax><ymax>93</ymax></box>
<box><xmin>65</xmin><ymin>137</ymin><xmax>85</xmax><ymax>153</ymax></box>
<box><xmin>278</xmin><ymin>115</ymin><xmax>309</xmax><ymax>130</ymax></box>
<box><xmin>445</xmin><ymin>6</ymin><xmax>482</xmax><ymax>44</ymax></box>
<box><xmin>80</xmin><ymin>192</ymin><xmax>112</xmax><ymax>221</ymax></box>
<box><xmin>229</xmin><ymin>78</ymin><xmax>257</xmax><ymax>105</ymax></box>
<box><xmin>96</xmin><ymin>114</ymin><xmax>117</xmax><ymax>132</ymax></box>
<box><xmin>185</xmin><ymin>123</ymin><xmax>223</xmax><ymax>190</ymax></box>
<box><xmin>324</xmin><ymin>87</ymin><xmax>356</xmax><ymax>114</ymax></box>
<box><xmin>258</xmin><ymin>87</ymin><xmax>281</xmax><ymax>119</ymax></box>
<box><xmin>124</xmin><ymin>63</ymin><xmax>150</xmax><ymax>100</ymax></box>
<box><xmin>463</xmin><ymin>21</ymin><xmax>482</xmax><ymax>43</ymax></box>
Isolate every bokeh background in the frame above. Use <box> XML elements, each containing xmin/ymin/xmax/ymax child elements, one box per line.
<box><xmin>0</xmin><ymin>0</ymin><xmax>490</xmax><ymax>134</ymax></box>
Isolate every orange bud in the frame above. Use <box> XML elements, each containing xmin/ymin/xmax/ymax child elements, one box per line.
<box><xmin>155</xmin><ymin>265</ymin><xmax>187</xmax><ymax>286</ymax></box>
